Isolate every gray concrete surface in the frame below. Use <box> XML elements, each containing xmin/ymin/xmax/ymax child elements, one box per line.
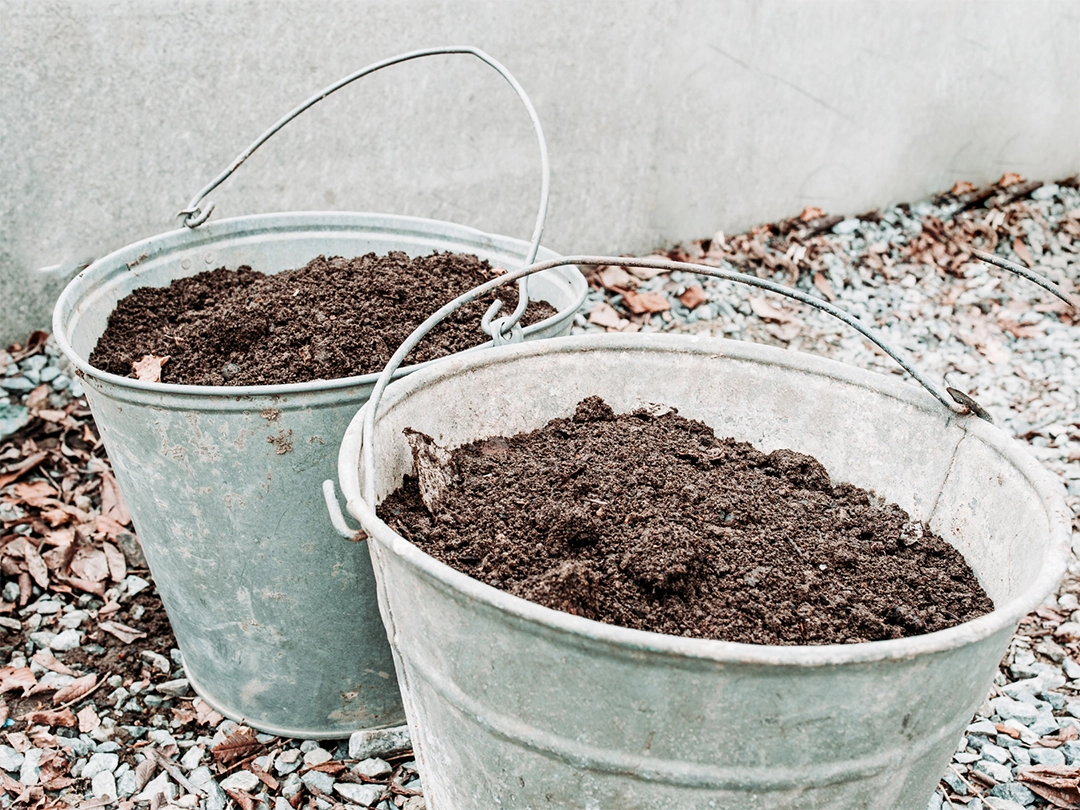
<box><xmin>3</xmin><ymin>0</ymin><xmax>1078</xmax><ymax>345</ymax></box>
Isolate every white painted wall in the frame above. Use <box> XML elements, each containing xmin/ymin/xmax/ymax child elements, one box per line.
<box><xmin>3</xmin><ymin>0</ymin><xmax>1077</xmax><ymax>344</ymax></box>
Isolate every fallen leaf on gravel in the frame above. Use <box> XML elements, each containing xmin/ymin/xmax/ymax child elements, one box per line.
<box><xmin>25</xmin><ymin>384</ymin><xmax>50</xmax><ymax>412</ymax></box>
<box><xmin>0</xmin><ymin>450</ymin><xmax>48</xmax><ymax>488</ymax></box>
<box><xmin>678</xmin><ymin>285</ymin><xmax>708</xmax><ymax>309</ymax></box>
<box><xmin>587</xmin><ymin>303</ymin><xmax>626</xmax><ymax>329</ymax></box>
<box><xmin>248</xmin><ymin>762</ymin><xmax>279</xmax><ymax>790</ymax></box>
<box><xmin>18</xmin><ymin>708</ymin><xmax>76</xmax><ymax>728</ymax></box>
<box><xmin>211</xmin><ymin>729</ymin><xmax>262</xmax><ymax>767</ymax></box>
<box><xmin>0</xmin><ymin>667</ymin><xmax>37</xmax><ymax>696</ymax></box>
<box><xmin>133</xmin><ymin>355</ymin><xmax>169</xmax><ymax>383</ymax></box>
<box><xmin>134</xmin><ymin>757</ymin><xmax>157</xmax><ymax>792</ymax></box>
<box><xmin>69</xmin><ymin>545</ymin><xmax>109</xmax><ymax>583</ymax></box>
<box><xmin>98</xmin><ymin>620</ymin><xmax>147</xmax><ymax>644</ymax></box>
<box><xmin>999</xmin><ymin>172</ymin><xmax>1026</xmax><ymax>188</ymax></box>
<box><xmin>812</xmin><ymin>271</ymin><xmax>836</xmax><ymax>302</ymax></box>
<box><xmin>11</xmin><ymin>479</ymin><xmax>59</xmax><ymax>505</ymax></box>
<box><xmin>597</xmin><ymin>265</ymin><xmax>635</xmax><ymax>291</ymax></box>
<box><xmin>100</xmin><ymin>470</ymin><xmax>131</xmax><ymax>526</ymax></box>
<box><xmin>0</xmin><ymin>703</ymin><xmax>7</xmax><ymax>726</ymax></box>
<box><xmin>951</xmin><ymin>180</ymin><xmax>978</xmax><ymax>196</ymax></box>
<box><xmin>102</xmin><ymin>542</ymin><xmax>126</xmax><ymax>582</ymax></box>
<box><xmin>1012</xmin><ymin>237</ymin><xmax>1035</xmax><ymax>268</ymax></box>
<box><xmin>77</xmin><ymin>705</ymin><xmax>100</xmax><ymax>733</ymax></box>
<box><xmin>800</xmin><ymin>206</ymin><xmax>826</xmax><ymax>221</ymax></box>
<box><xmin>1017</xmin><ymin>764</ymin><xmax>1080</xmax><ymax>807</ymax></box>
<box><xmin>194</xmin><ymin>700</ymin><xmax>224</xmax><ymax>727</ymax></box>
<box><xmin>625</xmin><ymin>256</ymin><xmax>670</xmax><ymax>280</ymax></box>
<box><xmin>620</xmin><ymin>290</ymin><xmax>670</xmax><ymax>314</ymax></box>
<box><xmin>749</xmin><ymin>296</ymin><xmax>795</xmax><ymax>323</ymax></box>
<box><xmin>30</xmin><ymin>651</ymin><xmax>77</xmax><ymax>677</ymax></box>
<box><xmin>224</xmin><ymin>788</ymin><xmax>257</xmax><ymax>810</ymax></box>
<box><xmin>52</xmin><ymin>673</ymin><xmax>97</xmax><ymax>704</ymax></box>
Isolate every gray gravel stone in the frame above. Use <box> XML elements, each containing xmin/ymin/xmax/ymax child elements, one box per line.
<box><xmin>348</xmin><ymin>725</ymin><xmax>411</xmax><ymax>760</ymax></box>
<box><xmin>335</xmin><ymin>782</ymin><xmax>383</xmax><ymax>806</ymax></box>
<box><xmin>19</xmin><ymin>747</ymin><xmax>43</xmax><ymax>786</ymax></box>
<box><xmin>973</xmin><ymin>758</ymin><xmax>1012</xmax><ymax>784</ymax></box>
<box><xmin>1029</xmin><ymin>746</ymin><xmax>1066</xmax><ymax>767</ymax></box>
<box><xmin>0</xmin><ymin>746</ymin><xmax>23</xmax><ymax>773</ymax></box>
<box><xmin>156</xmin><ymin>678</ymin><xmax>191</xmax><ymax>697</ymax></box>
<box><xmin>90</xmin><ymin>770</ymin><xmax>118</xmax><ymax>801</ymax></box>
<box><xmin>985</xmin><ymin>795</ymin><xmax>1030</xmax><ymax>810</ymax></box>
<box><xmin>979</xmin><ymin>742</ymin><xmax>1012</xmax><ymax>764</ymax></box>
<box><xmin>991</xmin><ymin>697</ymin><xmax>1039</xmax><ymax>725</ymax></box>
<box><xmin>49</xmin><ymin>628</ymin><xmax>83</xmax><ymax>650</ymax></box>
<box><xmin>303</xmin><ymin>746</ymin><xmax>333</xmax><ymax>767</ymax></box>
<box><xmin>220</xmin><ymin>769</ymin><xmax>261</xmax><ymax>792</ymax></box>
<box><xmin>352</xmin><ymin>757</ymin><xmax>393</xmax><ymax>779</ymax></box>
<box><xmin>133</xmin><ymin>771</ymin><xmax>176</xmax><ymax>803</ymax></box>
<box><xmin>281</xmin><ymin>772</ymin><xmax>304</xmax><ymax>798</ymax></box>
<box><xmin>117</xmin><ymin>767</ymin><xmax>138</xmax><ymax>797</ymax></box>
<box><xmin>82</xmin><ymin>752</ymin><xmax>119</xmax><ymax>780</ymax></box>
<box><xmin>941</xmin><ymin>770</ymin><xmax>968</xmax><ymax>795</ymax></box>
<box><xmin>274</xmin><ymin>748</ymin><xmax>303</xmax><ymax>776</ymax></box>
<box><xmin>301</xmin><ymin>769</ymin><xmax>336</xmax><ymax>795</ymax></box>
<box><xmin>179</xmin><ymin>745</ymin><xmax>204</xmax><ymax>771</ymax></box>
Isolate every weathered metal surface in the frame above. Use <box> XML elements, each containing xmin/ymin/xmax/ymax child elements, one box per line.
<box><xmin>338</xmin><ymin>333</ymin><xmax>1071</xmax><ymax>808</ymax></box>
<box><xmin>52</xmin><ymin>211</ymin><xmax>585</xmax><ymax>738</ymax></box>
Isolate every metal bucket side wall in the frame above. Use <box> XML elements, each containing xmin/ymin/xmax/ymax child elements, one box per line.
<box><xmin>56</xmin><ymin>212</ymin><xmax>583</xmax><ymax>737</ymax></box>
<box><xmin>343</xmin><ymin>334</ymin><xmax>1069</xmax><ymax>807</ymax></box>
<box><xmin>371</xmin><ymin>536</ymin><xmax>1014</xmax><ymax>809</ymax></box>
<box><xmin>82</xmin><ymin>377</ymin><xmax>404</xmax><ymax>736</ymax></box>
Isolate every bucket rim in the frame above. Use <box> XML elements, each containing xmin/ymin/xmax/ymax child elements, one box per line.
<box><xmin>341</xmin><ymin>332</ymin><xmax>1073</xmax><ymax>668</ymax></box>
<box><xmin>51</xmin><ymin>210</ymin><xmax>587</xmax><ymax>399</ymax></box>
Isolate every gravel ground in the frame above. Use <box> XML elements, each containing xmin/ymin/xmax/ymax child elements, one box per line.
<box><xmin>2</xmin><ymin>172</ymin><xmax>1079</xmax><ymax>809</ymax></box>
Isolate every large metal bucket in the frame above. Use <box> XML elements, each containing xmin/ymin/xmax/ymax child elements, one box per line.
<box><xmin>338</xmin><ymin>333</ymin><xmax>1071</xmax><ymax>808</ymax></box>
<box><xmin>52</xmin><ymin>211</ymin><xmax>586</xmax><ymax>738</ymax></box>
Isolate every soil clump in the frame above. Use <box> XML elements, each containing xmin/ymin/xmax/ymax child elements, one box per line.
<box><xmin>89</xmin><ymin>252</ymin><xmax>555</xmax><ymax>386</ymax></box>
<box><xmin>379</xmin><ymin>396</ymin><xmax>994</xmax><ymax>645</ymax></box>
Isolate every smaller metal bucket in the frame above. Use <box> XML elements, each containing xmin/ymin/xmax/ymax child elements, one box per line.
<box><xmin>53</xmin><ymin>212</ymin><xmax>585</xmax><ymax>738</ymax></box>
<box><xmin>338</xmin><ymin>333</ymin><xmax>1071</xmax><ymax>808</ymax></box>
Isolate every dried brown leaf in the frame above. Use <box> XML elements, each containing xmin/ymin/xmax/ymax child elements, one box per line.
<box><xmin>799</xmin><ymin>206</ymin><xmax>826</xmax><ymax>221</ymax></box>
<box><xmin>69</xmin><ymin>546</ymin><xmax>109</xmax><ymax>583</ymax></box>
<box><xmin>749</xmin><ymin>296</ymin><xmax>795</xmax><ymax>323</ymax></box>
<box><xmin>18</xmin><ymin>707</ymin><xmax>76</xmax><ymax>728</ymax></box>
<box><xmin>587</xmin><ymin>303</ymin><xmax>626</xmax><ymax>329</ymax></box>
<box><xmin>52</xmin><ymin>673</ymin><xmax>96</xmax><ymax>705</ymax></box>
<box><xmin>596</xmin><ymin>265</ymin><xmax>635</xmax><ymax>291</ymax></box>
<box><xmin>678</xmin><ymin>285</ymin><xmax>708</xmax><ymax>310</ymax></box>
<box><xmin>1012</xmin><ymin>237</ymin><xmax>1035</xmax><ymax>268</ymax></box>
<box><xmin>951</xmin><ymin>180</ymin><xmax>978</xmax><ymax>196</ymax></box>
<box><xmin>77</xmin><ymin>705</ymin><xmax>100</xmax><ymax>733</ymax></box>
<box><xmin>0</xmin><ymin>451</ymin><xmax>48</xmax><ymax>489</ymax></box>
<box><xmin>211</xmin><ymin>729</ymin><xmax>263</xmax><ymax>767</ymax></box>
<box><xmin>133</xmin><ymin>355</ymin><xmax>169</xmax><ymax>383</ymax></box>
<box><xmin>998</xmin><ymin>172</ymin><xmax>1026</xmax><ymax>188</ymax></box>
<box><xmin>134</xmin><ymin>757</ymin><xmax>157</xmax><ymax>792</ymax></box>
<box><xmin>30</xmin><ymin>651</ymin><xmax>77</xmax><ymax>677</ymax></box>
<box><xmin>223</xmin><ymin>788</ymin><xmax>257</xmax><ymax>810</ymax></box>
<box><xmin>620</xmin><ymin>290</ymin><xmax>670</xmax><ymax>315</ymax></box>
<box><xmin>100</xmin><ymin>471</ymin><xmax>131</xmax><ymax>526</ymax></box>
<box><xmin>102</xmin><ymin>542</ymin><xmax>126</xmax><ymax>583</ymax></box>
<box><xmin>0</xmin><ymin>667</ymin><xmax>37</xmax><ymax>696</ymax></box>
<box><xmin>97</xmin><ymin>621</ymin><xmax>147</xmax><ymax>644</ymax></box>
<box><xmin>812</xmin><ymin>271</ymin><xmax>836</xmax><ymax>302</ymax></box>
<box><xmin>247</xmin><ymin>762</ymin><xmax>279</xmax><ymax>790</ymax></box>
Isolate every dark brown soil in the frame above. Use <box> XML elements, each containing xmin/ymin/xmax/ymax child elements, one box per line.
<box><xmin>378</xmin><ymin>397</ymin><xmax>994</xmax><ymax>645</ymax></box>
<box><xmin>89</xmin><ymin>252</ymin><xmax>556</xmax><ymax>386</ymax></box>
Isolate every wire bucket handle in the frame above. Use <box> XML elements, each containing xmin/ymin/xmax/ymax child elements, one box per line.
<box><xmin>321</xmin><ymin>253</ymin><xmax>1019</xmax><ymax>537</ymax></box>
<box><xmin>177</xmin><ymin>46</ymin><xmax>550</xmax><ymax>340</ymax></box>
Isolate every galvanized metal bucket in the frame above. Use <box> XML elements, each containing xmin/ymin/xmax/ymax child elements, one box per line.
<box><xmin>52</xmin><ymin>211</ymin><xmax>584</xmax><ymax>738</ymax></box>
<box><xmin>336</xmin><ymin>258</ymin><xmax>1071</xmax><ymax>806</ymax></box>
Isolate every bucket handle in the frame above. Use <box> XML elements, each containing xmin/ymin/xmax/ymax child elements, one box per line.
<box><xmin>177</xmin><ymin>46</ymin><xmax>551</xmax><ymax>339</ymax></box>
<box><xmin>333</xmin><ymin>255</ymin><xmax>1000</xmax><ymax>521</ymax></box>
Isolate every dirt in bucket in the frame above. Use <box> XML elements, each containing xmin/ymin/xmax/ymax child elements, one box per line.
<box><xmin>88</xmin><ymin>252</ymin><xmax>555</xmax><ymax>386</ymax></box>
<box><xmin>378</xmin><ymin>396</ymin><xmax>994</xmax><ymax>645</ymax></box>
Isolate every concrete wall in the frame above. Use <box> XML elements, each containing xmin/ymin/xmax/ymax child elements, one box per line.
<box><xmin>3</xmin><ymin>0</ymin><xmax>1078</xmax><ymax>345</ymax></box>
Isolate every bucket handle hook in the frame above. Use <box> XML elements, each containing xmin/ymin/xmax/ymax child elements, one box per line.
<box><xmin>177</xmin><ymin>45</ymin><xmax>551</xmax><ymax>340</ymax></box>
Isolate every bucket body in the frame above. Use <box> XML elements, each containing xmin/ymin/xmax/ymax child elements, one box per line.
<box><xmin>53</xmin><ymin>211</ymin><xmax>586</xmax><ymax>738</ymax></box>
<box><xmin>339</xmin><ymin>333</ymin><xmax>1071</xmax><ymax>808</ymax></box>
